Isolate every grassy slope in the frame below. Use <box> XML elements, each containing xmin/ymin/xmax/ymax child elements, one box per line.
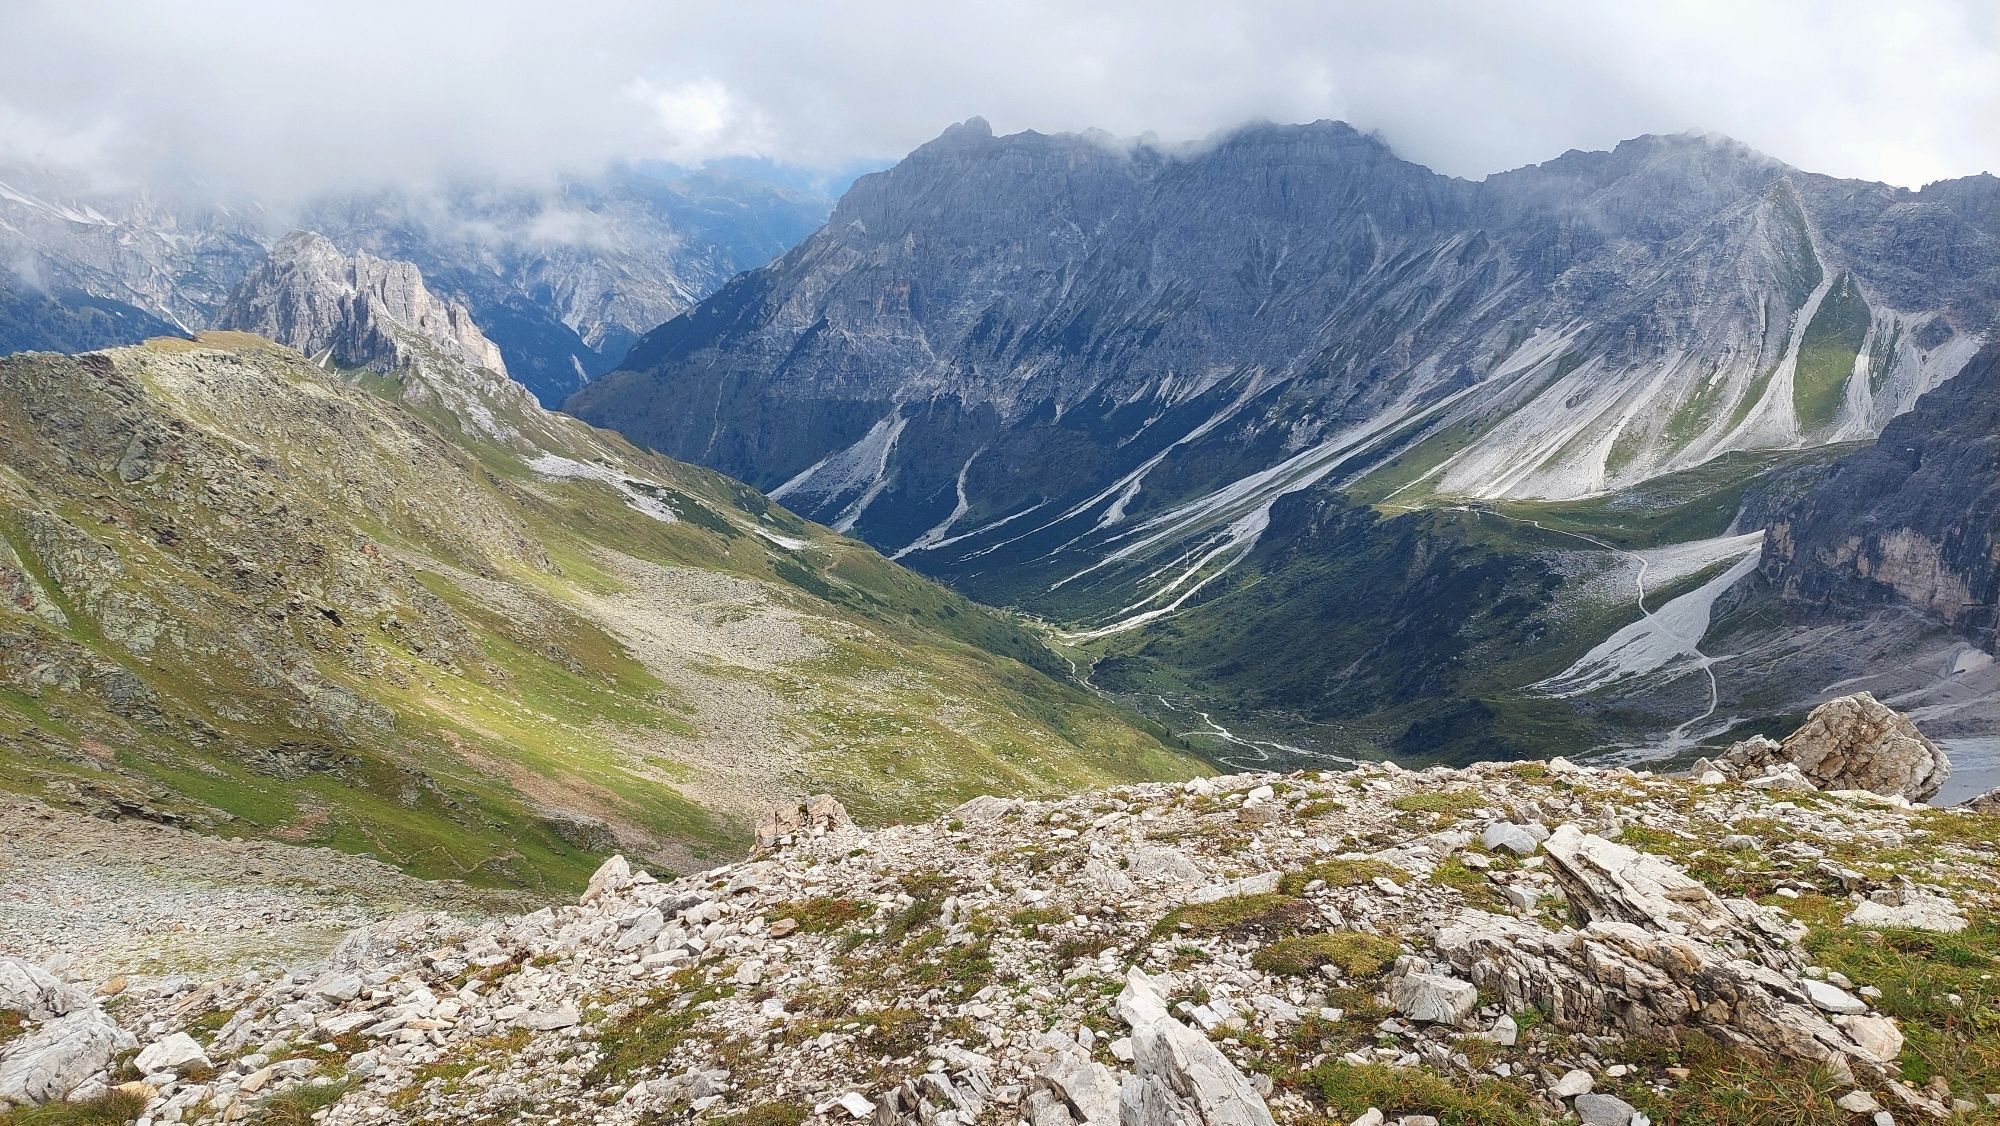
<box><xmin>0</xmin><ymin>335</ymin><xmax>1196</xmax><ymax>892</ymax></box>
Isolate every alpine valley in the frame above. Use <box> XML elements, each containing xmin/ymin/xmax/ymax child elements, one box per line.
<box><xmin>0</xmin><ymin>241</ymin><xmax>1198</xmax><ymax>890</ymax></box>
<box><xmin>5</xmin><ymin>85</ymin><xmax>2000</xmax><ymax>1126</ymax></box>
<box><xmin>570</xmin><ymin>119</ymin><xmax>2000</xmax><ymax>767</ymax></box>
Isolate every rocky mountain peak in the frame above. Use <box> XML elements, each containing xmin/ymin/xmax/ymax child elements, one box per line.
<box><xmin>219</xmin><ymin>230</ymin><xmax>509</xmax><ymax>380</ymax></box>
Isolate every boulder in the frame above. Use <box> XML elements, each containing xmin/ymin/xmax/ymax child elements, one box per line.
<box><xmin>0</xmin><ymin>1008</ymin><xmax>134</xmax><ymax>1105</ymax></box>
<box><xmin>1837</xmin><ymin>1014</ymin><xmax>1904</xmax><ymax>1062</ymax></box>
<box><xmin>1717</xmin><ymin>694</ymin><xmax>1950</xmax><ymax>801</ymax></box>
<box><xmin>1480</xmin><ymin>821</ymin><xmax>1547</xmax><ymax>856</ymax></box>
<box><xmin>581</xmin><ymin>854</ymin><xmax>633</xmax><ymax>904</ymax></box>
<box><xmin>1551</xmin><ymin>1069</ymin><xmax>1593</xmax><ymax>1098</ymax></box>
<box><xmin>135</xmin><ymin>1032</ymin><xmax>209</xmax><ymax>1074</ymax></box>
<box><xmin>1115</xmin><ymin>969</ymin><xmax>1276</xmax><ymax>1126</ymax></box>
<box><xmin>1389</xmin><ymin>972</ymin><xmax>1478</xmax><ymax>1025</ymax></box>
<box><xmin>0</xmin><ymin>959</ymin><xmax>89</xmax><ymax>1021</ymax></box>
<box><xmin>1963</xmin><ymin>787</ymin><xmax>2000</xmax><ymax>815</ymax></box>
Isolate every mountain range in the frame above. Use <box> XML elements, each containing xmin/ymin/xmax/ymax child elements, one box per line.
<box><xmin>0</xmin><ymin>164</ymin><xmax>831</xmax><ymax>404</ymax></box>
<box><xmin>5</xmin><ymin>115</ymin><xmax>1996</xmax><ymax>807</ymax></box>
<box><xmin>568</xmin><ymin>118</ymin><xmax>2000</xmax><ymax>761</ymax></box>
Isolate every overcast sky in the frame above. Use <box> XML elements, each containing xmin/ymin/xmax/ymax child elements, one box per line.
<box><xmin>4</xmin><ymin>0</ymin><xmax>1995</xmax><ymax>198</ymax></box>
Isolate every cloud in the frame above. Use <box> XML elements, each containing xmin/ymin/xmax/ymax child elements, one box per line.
<box><xmin>625</xmin><ymin>78</ymin><xmax>776</xmax><ymax>165</ymax></box>
<box><xmin>1</xmin><ymin>0</ymin><xmax>1994</xmax><ymax>199</ymax></box>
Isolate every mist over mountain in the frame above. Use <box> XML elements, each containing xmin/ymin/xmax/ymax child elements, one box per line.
<box><xmin>0</xmin><ymin>164</ymin><xmax>831</xmax><ymax>403</ymax></box>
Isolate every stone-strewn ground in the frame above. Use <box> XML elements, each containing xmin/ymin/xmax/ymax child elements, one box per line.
<box><xmin>8</xmin><ymin>750</ymin><xmax>1995</xmax><ymax>1125</ymax></box>
<box><xmin>0</xmin><ymin>796</ymin><xmax>535</xmax><ymax>983</ymax></box>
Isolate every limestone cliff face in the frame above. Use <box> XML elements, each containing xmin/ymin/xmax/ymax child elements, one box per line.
<box><xmin>219</xmin><ymin>231</ymin><xmax>508</xmax><ymax>378</ymax></box>
<box><xmin>1760</xmin><ymin>343</ymin><xmax>2000</xmax><ymax>652</ymax></box>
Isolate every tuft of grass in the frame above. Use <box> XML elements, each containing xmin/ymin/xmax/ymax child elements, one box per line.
<box><xmin>587</xmin><ymin>971</ymin><xmax>735</xmax><ymax>1086</ymax></box>
<box><xmin>0</xmin><ymin>1011</ymin><xmax>26</xmax><ymax>1051</ymax></box>
<box><xmin>1154</xmin><ymin>893</ymin><xmax>1316</xmax><ymax>940</ymax></box>
<box><xmin>250</xmin><ymin>1078</ymin><xmax>355</xmax><ymax>1126</ymax></box>
<box><xmin>710</xmin><ymin>1103</ymin><xmax>809</xmax><ymax>1126</ymax></box>
<box><xmin>1252</xmin><ymin>932</ymin><xmax>1403</xmax><ymax>979</ymax></box>
<box><xmin>1428</xmin><ymin>857</ymin><xmax>1506</xmax><ymax>911</ymax></box>
<box><xmin>773</xmin><ymin>896</ymin><xmax>874</xmax><ymax>935</ymax></box>
<box><xmin>1301</xmin><ymin>1061</ymin><xmax>1538</xmax><ymax>1126</ymax></box>
<box><xmin>2</xmin><ymin>1090</ymin><xmax>149</xmax><ymax>1125</ymax></box>
<box><xmin>1619</xmin><ymin>1031</ymin><xmax>1854</xmax><ymax>1126</ymax></box>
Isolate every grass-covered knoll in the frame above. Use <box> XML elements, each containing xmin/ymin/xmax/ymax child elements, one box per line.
<box><xmin>0</xmin><ymin>335</ymin><xmax>1196</xmax><ymax>892</ymax></box>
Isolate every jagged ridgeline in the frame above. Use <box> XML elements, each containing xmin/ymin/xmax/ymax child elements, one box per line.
<box><xmin>0</xmin><ymin>333</ymin><xmax>1197</xmax><ymax>889</ymax></box>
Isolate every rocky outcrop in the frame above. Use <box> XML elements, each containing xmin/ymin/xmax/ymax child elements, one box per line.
<box><xmin>752</xmin><ymin>793</ymin><xmax>856</xmax><ymax>852</ymax></box>
<box><xmin>0</xmin><ymin>1008</ymin><xmax>133</xmax><ymax>1106</ymax></box>
<box><xmin>0</xmin><ymin>957</ymin><xmax>136</xmax><ymax>1107</ymax></box>
<box><xmin>0</xmin><ymin>959</ymin><xmax>91</xmax><ymax>1027</ymax></box>
<box><xmin>219</xmin><ymin>230</ymin><xmax>509</xmax><ymax>379</ymax></box>
<box><xmin>1705</xmin><ymin>692</ymin><xmax>1951</xmax><ymax>801</ymax></box>
<box><xmin>60</xmin><ymin>755</ymin><xmax>1999</xmax><ymax>1125</ymax></box>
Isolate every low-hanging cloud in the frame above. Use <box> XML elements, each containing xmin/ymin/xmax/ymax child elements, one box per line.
<box><xmin>2</xmin><ymin>0</ymin><xmax>1994</xmax><ymax>200</ymax></box>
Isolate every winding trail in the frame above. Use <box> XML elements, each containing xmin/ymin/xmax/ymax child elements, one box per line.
<box><xmin>1437</xmin><ymin>505</ymin><xmax>1749</xmax><ymax>754</ymax></box>
<box><xmin>1157</xmin><ymin>695</ymin><xmax>1365</xmax><ymax>771</ymax></box>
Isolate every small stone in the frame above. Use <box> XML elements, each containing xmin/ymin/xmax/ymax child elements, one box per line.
<box><xmin>1551</xmin><ymin>1069</ymin><xmax>1595</xmax><ymax>1099</ymax></box>
<box><xmin>519</xmin><ymin>1006</ymin><xmax>579</xmax><ymax>1031</ymax></box>
<box><xmin>1801</xmin><ymin>979</ymin><xmax>1867</xmax><ymax>1015</ymax></box>
<box><xmin>1348</xmin><ymin>1110</ymin><xmax>1383</xmax><ymax>1126</ymax></box>
<box><xmin>1836</xmin><ymin>1090</ymin><xmax>1881</xmax><ymax>1114</ymax></box>
<box><xmin>1575</xmin><ymin>1092</ymin><xmax>1637</xmax><ymax>1125</ymax></box>
<box><xmin>836</xmin><ymin>1091</ymin><xmax>876</xmax><ymax>1118</ymax></box>
<box><xmin>1389</xmin><ymin>972</ymin><xmax>1477</xmax><ymax>1025</ymax></box>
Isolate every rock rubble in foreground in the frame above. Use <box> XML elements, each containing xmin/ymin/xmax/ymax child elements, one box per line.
<box><xmin>4</xmin><ymin>718</ymin><xmax>2000</xmax><ymax>1123</ymax></box>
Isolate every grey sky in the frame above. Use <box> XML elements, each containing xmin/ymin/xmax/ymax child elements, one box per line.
<box><xmin>4</xmin><ymin>0</ymin><xmax>1995</xmax><ymax>197</ymax></box>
